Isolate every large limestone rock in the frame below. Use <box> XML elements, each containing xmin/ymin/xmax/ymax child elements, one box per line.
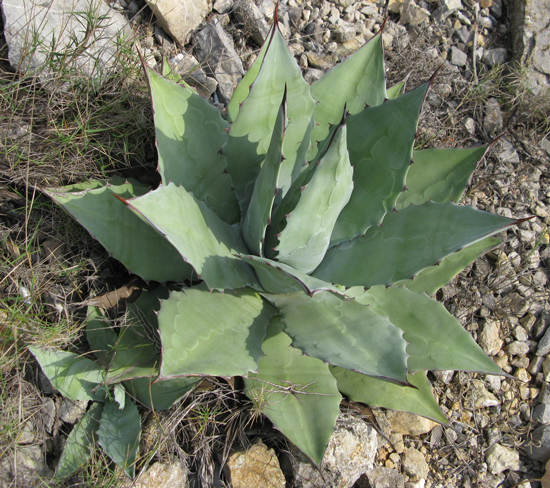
<box><xmin>1</xmin><ymin>0</ymin><xmax>132</xmax><ymax>88</ymax></box>
<box><xmin>510</xmin><ymin>0</ymin><xmax>550</xmax><ymax>96</ymax></box>
<box><xmin>145</xmin><ymin>0</ymin><xmax>210</xmax><ymax>45</ymax></box>
<box><xmin>292</xmin><ymin>414</ymin><xmax>378</xmax><ymax>488</ymax></box>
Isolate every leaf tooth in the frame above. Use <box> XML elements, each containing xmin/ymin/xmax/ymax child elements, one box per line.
<box><xmin>402</xmin><ymin>185</ymin><xmax>408</xmax><ymax>192</ymax></box>
<box><xmin>410</xmin><ymin>158</ymin><xmax>414</xmax><ymax>165</ymax></box>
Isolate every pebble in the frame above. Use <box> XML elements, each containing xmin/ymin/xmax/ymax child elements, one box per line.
<box><xmin>387</xmin><ymin>411</ymin><xmax>436</xmax><ymax>436</ymax></box>
<box><xmin>402</xmin><ymin>448</ymin><xmax>429</xmax><ymax>482</ymax></box>
<box><xmin>450</xmin><ymin>46</ymin><xmax>468</xmax><ymax>66</ymax></box>
<box><xmin>483</xmin><ymin>98</ymin><xmax>503</xmax><ymax>133</ymax></box>
<box><xmin>485</xmin><ymin>444</ymin><xmax>520</xmax><ymax>474</ymax></box>
<box><xmin>533</xmin><ymin>403</ymin><xmax>550</xmax><ymax>424</ymax></box>
<box><xmin>507</xmin><ymin>341</ymin><xmax>530</xmax><ymax>357</ymax></box>
<box><xmin>479</xmin><ymin>319</ymin><xmax>503</xmax><ymax>356</ymax></box>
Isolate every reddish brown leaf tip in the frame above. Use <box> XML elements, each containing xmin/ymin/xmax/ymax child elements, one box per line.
<box><xmin>428</xmin><ymin>64</ymin><xmax>444</xmax><ymax>87</ymax></box>
<box><xmin>511</xmin><ymin>215</ymin><xmax>536</xmax><ymax>226</ymax></box>
<box><xmin>113</xmin><ymin>194</ymin><xmax>129</xmax><ymax>205</ymax></box>
<box><xmin>488</xmin><ymin>133</ymin><xmax>506</xmax><ymax>148</ymax></box>
<box><xmin>380</xmin><ymin>15</ymin><xmax>389</xmax><ymax>34</ymax></box>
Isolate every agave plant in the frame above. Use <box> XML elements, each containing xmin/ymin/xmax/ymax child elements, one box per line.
<box><xmin>34</xmin><ymin>11</ymin><xmax>527</xmax><ymax>476</ymax></box>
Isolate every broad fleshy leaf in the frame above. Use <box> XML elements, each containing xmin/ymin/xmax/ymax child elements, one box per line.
<box><xmin>397</xmin><ymin>145</ymin><xmax>488</xmax><ymax>209</ymax></box>
<box><xmin>223</xmin><ymin>24</ymin><xmax>315</xmax><ymax>212</ymax></box>
<box><xmin>242</xmin><ymin>90</ymin><xmax>286</xmax><ymax>256</ymax></box>
<box><xmin>124</xmin><ymin>375</ymin><xmax>200</xmax><ymax>410</ymax></box>
<box><xmin>309</xmin><ymin>33</ymin><xmax>386</xmax><ymax>154</ymax></box>
<box><xmin>349</xmin><ymin>285</ymin><xmax>503</xmax><ymax>374</ymax></box>
<box><xmin>44</xmin><ymin>179</ymin><xmax>192</xmax><ymax>283</ymax></box>
<box><xmin>124</xmin><ymin>182</ymin><xmax>258</xmax><ymax>291</ymax></box>
<box><xmin>264</xmin><ymin>291</ymin><xmax>408</xmax><ymax>384</ymax></box>
<box><xmin>314</xmin><ymin>201</ymin><xmax>515</xmax><ymax>288</ymax></box>
<box><xmin>275</xmin><ymin>119</ymin><xmax>354</xmax><ymax>273</ymax></box>
<box><xmin>29</xmin><ymin>347</ymin><xmax>104</xmax><ymax>402</ymax></box>
<box><xmin>147</xmin><ymin>68</ymin><xmax>239</xmax><ymax>223</ymax></box>
<box><xmin>332</xmin><ymin>368</ymin><xmax>447</xmax><ymax>424</ymax></box>
<box><xmin>244</xmin><ymin>318</ymin><xmax>341</xmax><ymax>465</ymax></box>
<box><xmin>105</xmin><ymin>288</ymin><xmax>168</xmax><ymax>383</ymax></box>
<box><xmin>56</xmin><ymin>402</ymin><xmax>104</xmax><ymax>479</ymax></box>
<box><xmin>329</xmin><ymin>81</ymin><xmax>430</xmax><ymax>245</ymax></box>
<box><xmin>236</xmin><ymin>254</ymin><xmax>343</xmax><ymax>296</ymax></box>
<box><xmin>386</xmin><ymin>80</ymin><xmax>406</xmax><ymax>99</ymax></box>
<box><xmin>158</xmin><ymin>287</ymin><xmax>276</xmax><ymax>378</ymax></box>
<box><xmin>86</xmin><ymin>306</ymin><xmax>117</xmax><ymax>368</ymax></box>
<box><xmin>97</xmin><ymin>396</ymin><xmax>141</xmax><ymax>479</ymax></box>
<box><xmin>403</xmin><ymin>237</ymin><xmax>502</xmax><ymax>295</ymax></box>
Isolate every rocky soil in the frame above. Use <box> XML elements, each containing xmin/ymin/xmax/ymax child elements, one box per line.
<box><xmin>1</xmin><ymin>0</ymin><xmax>549</xmax><ymax>487</ymax></box>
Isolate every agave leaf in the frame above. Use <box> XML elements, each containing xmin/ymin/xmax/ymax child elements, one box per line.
<box><xmin>349</xmin><ymin>285</ymin><xmax>503</xmax><ymax>374</ymax></box>
<box><xmin>105</xmin><ymin>288</ymin><xmax>168</xmax><ymax>383</ymax></box>
<box><xmin>397</xmin><ymin>146</ymin><xmax>488</xmax><ymax>209</ymax></box>
<box><xmin>331</xmin><ymin>368</ymin><xmax>447</xmax><ymax>424</ymax></box>
<box><xmin>309</xmin><ymin>33</ymin><xmax>386</xmax><ymax>155</ymax></box>
<box><xmin>147</xmin><ymin>68</ymin><xmax>239</xmax><ymax>224</ymax></box>
<box><xmin>56</xmin><ymin>402</ymin><xmax>104</xmax><ymax>479</ymax></box>
<box><xmin>403</xmin><ymin>237</ymin><xmax>502</xmax><ymax>295</ymax></box>
<box><xmin>242</xmin><ymin>90</ymin><xmax>286</xmax><ymax>256</ymax></box>
<box><xmin>29</xmin><ymin>347</ymin><xmax>104</xmax><ymax>402</ymax></box>
<box><xmin>275</xmin><ymin>119</ymin><xmax>354</xmax><ymax>273</ymax></box>
<box><xmin>124</xmin><ymin>182</ymin><xmax>258</xmax><ymax>291</ymax></box>
<box><xmin>158</xmin><ymin>287</ymin><xmax>276</xmax><ymax>378</ymax></box>
<box><xmin>227</xmin><ymin>35</ymin><xmax>269</xmax><ymax>122</ymax></box>
<box><xmin>235</xmin><ymin>254</ymin><xmax>343</xmax><ymax>296</ymax></box>
<box><xmin>97</xmin><ymin>396</ymin><xmax>141</xmax><ymax>479</ymax></box>
<box><xmin>264</xmin><ymin>291</ymin><xmax>408</xmax><ymax>384</ymax></box>
<box><xmin>329</xmin><ymin>81</ymin><xmax>430</xmax><ymax>245</ymax></box>
<box><xmin>244</xmin><ymin>318</ymin><xmax>341</xmax><ymax>465</ymax></box>
<box><xmin>223</xmin><ymin>24</ymin><xmax>315</xmax><ymax>213</ymax></box>
<box><xmin>86</xmin><ymin>306</ymin><xmax>116</xmax><ymax>368</ymax></box>
<box><xmin>44</xmin><ymin>179</ymin><xmax>192</xmax><ymax>283</ymax></box>
<box><xmin>124</xmin><ymin>375</ymin><xmax>200</xmax><ymax>410</ymax></box>
<box><xmin>314</xmin><ymin>201</ymin><xmax>515</xmax><ymax>288</ymax></box>
<box><xmin>386</xmin><ymin>80</ymin><xmax>406</xmax><ymax>100</ymax></box>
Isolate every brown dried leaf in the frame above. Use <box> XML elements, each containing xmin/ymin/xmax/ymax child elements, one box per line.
<box><xmin>85</xmin><ymin>277</ymin><xmax>143</xmax><ymax>309</ymax></box>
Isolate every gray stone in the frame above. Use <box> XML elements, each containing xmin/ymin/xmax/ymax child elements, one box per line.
<box><xmin>496</xmin><ymin>137</ymin><xmax>520</xmax><ymax>164</ymax></box>
<box><xmin>483</xmin><ymin>98</ymin><xmax>503</xmax><ymax>134</ymax></box>
<box><xmin>432</xmin><ymin>0</ymin><xmax>462</xmax><ymax>23</ymax></box>
<box><xmin>479</xmin><ymin>319</ymin><xmax>503</xmax><ymax>356</ymax></box>
<box><xmin>363</xmin><ymin>467</ymin><xmax>404</xmax><ymax>488</ymax></box>
<box><xmin>256</xmin><ymin>0</ymin><xmax>275</xmax><ymax>20</ymax></box>
<box><xmin>293</xmin><ymin>414</ymin><xmax>377</xmax><ymax>488</ymax></box>
<box><xmin>0</xmin><ymin>445</ymin><xmax>53</xmax><ymax>486</ymax></box>
<box><xmin>486</xmin><ymin>443</ymin><xmax>520</xmax><ymax>474</ymax></box>
<box><xmin>1</xmin><ymin>0</ymin><xmax>132</xmax><ymax>89</ymax></box>
<box><xmin>306</xmin><ymin>52</ymin><xmax>337</xmax><ymax>71</ymax></box>
<box><xmin>170</xmin><ymin>52</ymin><xmax>207</xmax><ymax>84</ymax></box>
<box><xmin>533</xmin><ymin>404</ymin><xmax>550</xmax><ymax>424</ymax></box>
<box><xmin>455</xmin><ymin>26</ymin><xmax>473</xmax><ymax>45</ymax></box>
<box><xmin>507</xmin><ymin>341</ymin><xmax>530</xmax><ymax>357</ymax></box>
<box><xmin>334</xmin><ymin>20</ymin><xmax>356</xmax><ymax>43</ymax></box>
<box><xmin>303</xmin><ymin>68</ymin><xmax>324</xmax><ymax>84</ymax></box>
<box><xmin>226</xmin><ymin>441</ymin><xmax>285</xmax><ymax>488</ymax></box>
<box><xmin>527</xmin><ymin>424</ymin><xmax>550</xmax><ymax>462</ymax></box>
<box><xmin>121</xmin><ymin>461</ymin><xmax>189</xmax><ymax>488</ymax></box>
<box><xmin>59</xmin><ymin>398</ymin><xmax>88</xmax><ymax>424</ymax></box>
<box><xmin>42</xmin><ymin>398</ymin><xmax>56</xmax><ymax>434</ymax></box>
<box><xmin>510</xmin><ymin>0</ymin><xmax>550</xmax><ymax>95</ymax></box>
<box><xmin>450</xmin><ymin>46</ymin><xmax>468</xmax><ymax>67</ymax></box>
<box><xmin>402</xmin><ymin>448</ymin><xmax>429</xmax><ymax>482</ymax></box>
<box><xmin>146</xmin><ymin>0</ymin><xmax>210</xmax><ymax>45</ymax></box>
<box><xmin>195</xmin><ymin>77</ymin><xmax>218</xmax><ymax>99</ymax></box>
<box><xmin>484</xmin><ymin>48</ymin><xmax>507</xmax><ymax>67</ymax></box>
<box><xmin>537</xmin><ymin>326</ymin><xmax>550</xmax><ymax>356</ymax></box>
<box><xmin>233</xmin><ymin>0</ymin><xmax>270</xmax><ymax>45</ymax></box>
<box><xmin>541</xmin><ymin>136</ymin><xmax>550</xmax><ymax>154</ymax></box>
<box><xmin>470</xmin><ymin>379</ymin><xmax>500</xmax><ymax>408</ymax></box>
<box><xmin>194</xmin><ymin>18</ymin><xmax>245</xmax><ymax>104</ymax></box>
<box><xmin>305</xmin><ymin>21</ymin><xmax>325</xmax><ymax>44</ymax></box>
<box><xmin>213</xmin><ymin>0</ymin><xmax>233</xmax><ymax>14</ymax></box>
<box><xmin>387</xmin><ymin>411</ymin><xmax>436</xmax><ymax>436</ymax></box>
<box><xmin>400</xmin><ymin>0</ymin><xmax>430</xmax><ymax>26</ymax></box>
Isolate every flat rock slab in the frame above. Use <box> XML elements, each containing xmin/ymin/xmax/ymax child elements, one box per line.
<box><xmin>510</xmin><ymin>0</ymin><xmax>550</xmax><ymax>95</ymax></box>
<box><xmin>1</xmin><ymin>0</ymin><xmax>132</xmax><ymax>88</ymax></box>
<box><xmin>145</xmin><ymin>0</ymin><xmax>210</xmax><ymax>45</ymax></box>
